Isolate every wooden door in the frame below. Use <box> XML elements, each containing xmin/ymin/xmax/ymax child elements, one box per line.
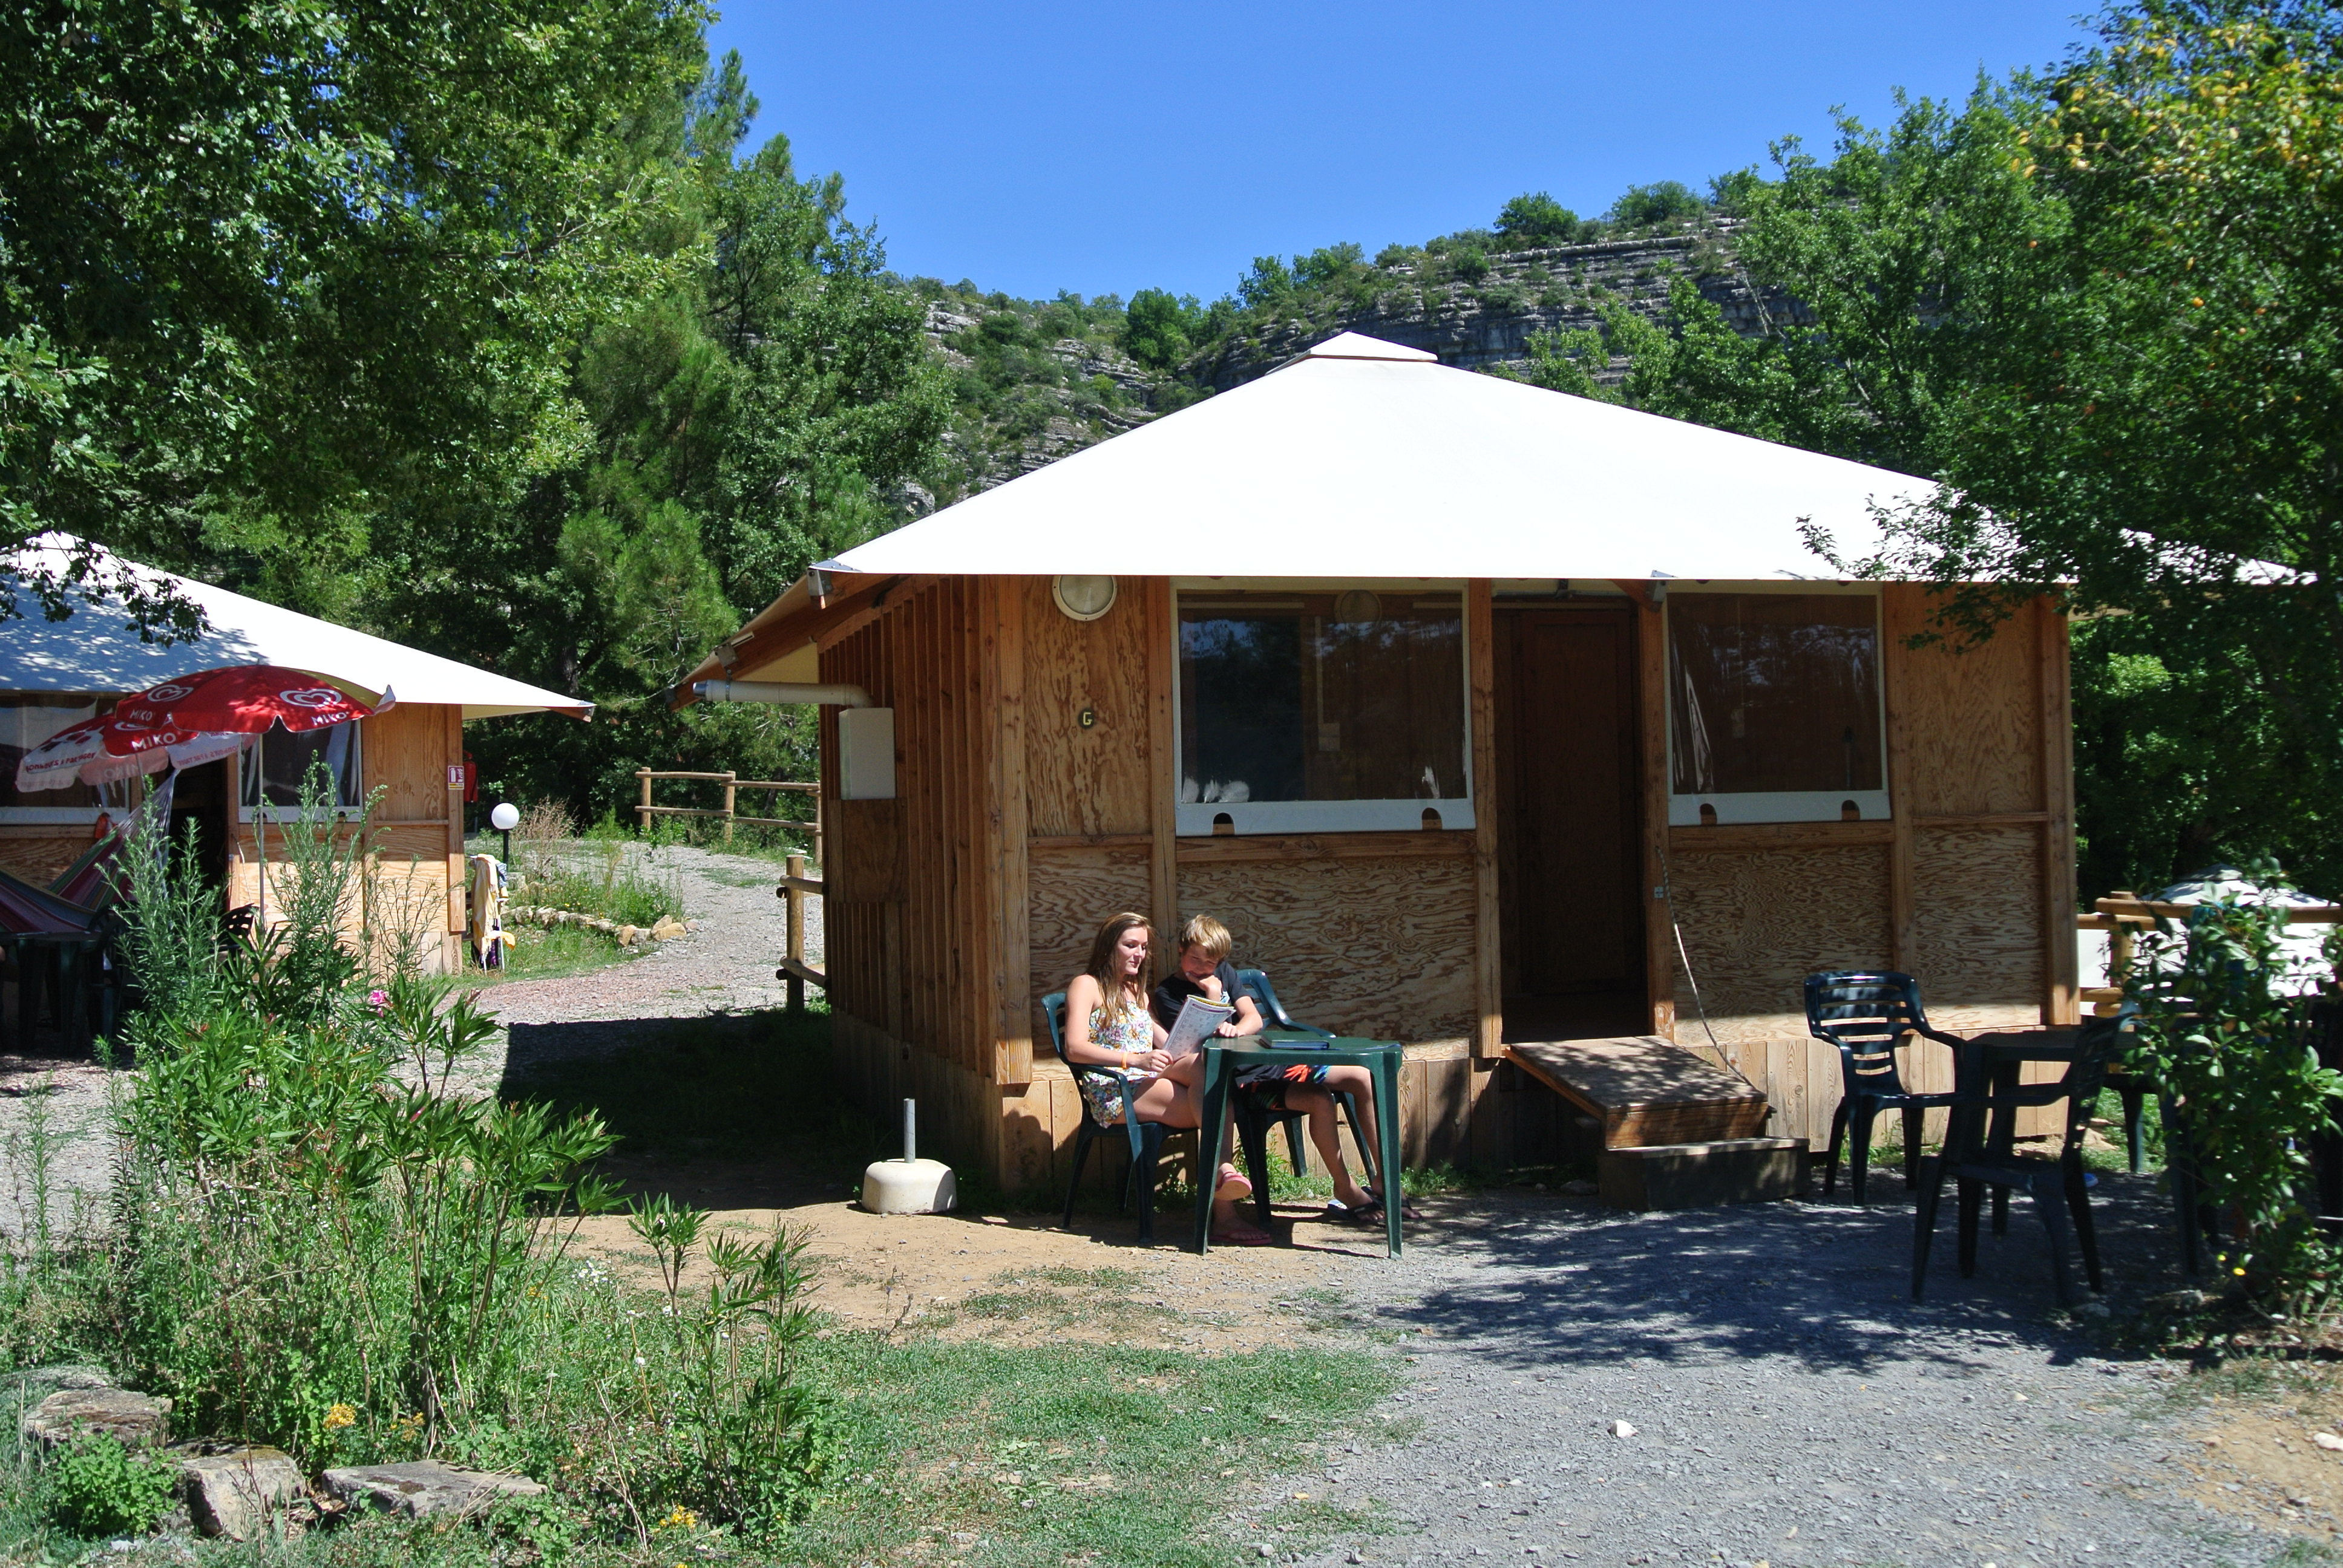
<box><xmin>1496</xmin><ymin>608</ymin><xmax>1644</xmax><ymax>995</ymax></box>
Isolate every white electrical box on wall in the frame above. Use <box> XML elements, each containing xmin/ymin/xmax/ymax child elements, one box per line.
<box><xmin>837</xmin><ymin>707</ymin><xmax>896</xmax><ymax>800</ymax></box>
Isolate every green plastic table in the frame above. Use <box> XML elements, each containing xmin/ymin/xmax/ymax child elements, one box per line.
<box><xmin>1191</xmin><ymin>1036</ymin><xmax>1406</xmax><ymax>1258</ymax></box>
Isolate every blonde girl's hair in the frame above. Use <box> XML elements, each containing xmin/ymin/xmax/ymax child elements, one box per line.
<box><xmin>1083</xmin><ymin>911</ymin><xmax>1155</xmax><ymax>1000</ymax></box>
<box><xmin>1179</xmin><ymin>913</ymin><xmax>1233</xmax><ymax>961</ymax></box>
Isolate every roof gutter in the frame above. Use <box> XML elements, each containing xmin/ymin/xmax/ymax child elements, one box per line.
<box><xmin>691</xmin><ymin>680</ymin><xmax>873</xmax><ymax>707</ymax></box>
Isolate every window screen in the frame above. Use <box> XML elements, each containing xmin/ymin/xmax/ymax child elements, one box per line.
<box><xmin>241</xmin><ymin>724</ymin><xmax>364</xmax><ymax>812</ymax></box>
<box><xmin>1178</xmin><ymin>591</ymin><xmax>1466</xmax><ymax>806</ymax></box>
<box><xmin>1668</xmin><ymin>592</ymin><xmax>1882</xmax><ymax>796</ymax></box>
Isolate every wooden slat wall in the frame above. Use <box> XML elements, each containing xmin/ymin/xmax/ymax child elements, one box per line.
<box><xmin>218</xmin><ymin>704</ymin><xmax>464</xmax><ymax>972</ymax></box>
<box><xmin>821</xmin><ymin>578</ymin><xmax>1009</xmax><ymax>1179</ymax></box>
<box><xmin>1660</xmin><ymin>590</ymin><xmax>2077</xmax><ymax>1146</ymax></box>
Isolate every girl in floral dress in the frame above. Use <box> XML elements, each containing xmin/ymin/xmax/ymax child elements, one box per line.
<box><xmin>1061</xmin><ymin>910</ymin><xmax>1271</xmax><ymax>1245</ymax></box>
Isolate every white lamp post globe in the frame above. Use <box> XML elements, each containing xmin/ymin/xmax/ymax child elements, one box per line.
<box><xmin>489</xmin><ymin>802</ymin><xmax>520</xmax><ymax>831</ymax></box>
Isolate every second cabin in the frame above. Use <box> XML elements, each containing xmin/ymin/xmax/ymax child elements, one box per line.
<box><xmin>680</xmin><ymin>332</ymin><xmax>2078</xmax><ymax>1196</ymax></box>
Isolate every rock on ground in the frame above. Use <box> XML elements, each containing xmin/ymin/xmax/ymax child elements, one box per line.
<box><xmin>22</xmin><ymin>1386</ymin><xmax>171</xmax><ymax>1449</ymax></box>
<box><xmin>323</xmin><ymin>1460</ymin><xmax>545</xmax><ymax>1518</ymax></box>
<box><xmin>177</xmin><ymin>1446</ymin><xmax>307</xmax><ymax>1539</ymax></box>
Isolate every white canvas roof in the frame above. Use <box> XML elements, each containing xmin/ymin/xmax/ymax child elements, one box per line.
<box><xmin>3</xmin><ymin>535</ymin><xmax>592</xmax><ymax>719</ymax></box>
<box><xmin>824</xmin><ymin>331</ymin><xmax>1937</xmax><ymax>581</ymax></box>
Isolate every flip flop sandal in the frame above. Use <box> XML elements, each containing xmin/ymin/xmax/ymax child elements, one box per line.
<box><xmin>1315</xmin><ymin>1200</ymin><xmax>1352</xmax><ymax>1223</ymax></box>
<box><xmin>1213</xmin><ymin>1224</ymin><xmax>1274</xmax><ymax>1247</ymax></box>
<box><xmin>1343</xmin><ymin>1199</ymin><xmax>1388</xmax><ymax>1227</ymax></box>
<box><xmin>1214</xmin><ymin>1168</ymin><xmax>1254</xmax><ymax>1204</ymax></box>
<box><xmin>1362</xmin><ymin>1187</ymin><xmax>1423</xmax><ymax>1221</ymax></box>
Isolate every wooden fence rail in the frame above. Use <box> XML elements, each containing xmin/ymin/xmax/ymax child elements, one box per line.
<box><xmin>2079</xmin><ymin>890</ymin><xmax>2343</xmax><ymax>1013</ymax></box>
<box><xmin>776</xmin><ymin>852</ymin><xmax>824</xmax><ymax>1011</ymax></box>
<box><xmin>635</xmin><ymin>768</ymin><xmax>819</xmax><ymax>852</ymax></box>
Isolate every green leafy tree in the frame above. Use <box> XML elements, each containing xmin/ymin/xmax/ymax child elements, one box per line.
<box><xmin>1</xmin><ymin>0</ymin><xmax>711</xmax><ymax>627</ymax></box>
<box><xmin>1607</xmin><ymin>180</ymin><xmax>1707</xmax><ymax>228</ymax></box>
<box><xmin>1493</xmin><ymin>191</ymin><xmax>1583</xmax><ymax>247</ymax></box>
<box><xmin>1124</xmin><ymin>289</ymin><xmax>1202</xmax><ymax>368</ymax></box>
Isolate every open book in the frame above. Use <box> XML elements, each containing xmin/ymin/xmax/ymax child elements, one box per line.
<box><xmin>1162</xmin><ymin>993</ymin><xmax>1236</xmax><ymax>1060</ymax></box>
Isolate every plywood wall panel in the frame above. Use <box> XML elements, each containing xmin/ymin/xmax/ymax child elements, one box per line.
<box><xmin>361</xmin><ymin>705</ymin><xmax>447</xmax><ymax>823</ymax></box>
<box><xmin>1888</xmin><ymin>586</ymin><xmax>2044</xmax><ymax>818</ymax></box>
<box><xmin>1021</xmin><ymin>575</ymin><xmax>1154</xmax><ymax>840</ymax></box>
<box><xmin>1178</xmin><ymin>854</ymin><xmax>1478</xmax><ymax>1040</ymax></box>
<box><xmin>1909</xmin><ymin>823</ymin><xmax>2046</xmax><ymax>1033</ymax></box>
<box><xmin>1666</xmin><ymin>846</ymin><xmax>1893</xmax><ymax>1049</ymax></box>
<box><xmin>1026</xmin><ymin>841</ymin><xmax>1153</xmax><ymax>1025</ymax></box>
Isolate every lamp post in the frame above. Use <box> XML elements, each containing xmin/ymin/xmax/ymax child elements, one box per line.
<box><xmin>490</xmin><ymin>801</ymin><xmax>519</xmax><ymax>866</ymax></box>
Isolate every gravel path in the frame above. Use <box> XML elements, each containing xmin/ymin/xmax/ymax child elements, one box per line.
<box><xmin>0</xmin><ymin>842</ymin><xmax>819</xmax><ymax>1232</ymax></box>
<box><xmin>1244</xmin><ymin>1176</ymin><xmax>2267</xmax><ymax>1568</ymax></box>
<box><xmin>476</xmin><ymin>841</ymin><xmax>820</xmax><ymax>1088</ymax></box>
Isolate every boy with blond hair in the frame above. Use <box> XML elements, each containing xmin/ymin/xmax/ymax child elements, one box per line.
<box><xmin>1151</xmin><ymin>915</ymin><xmax>1392</xmax><ymax>1227</ymax></box>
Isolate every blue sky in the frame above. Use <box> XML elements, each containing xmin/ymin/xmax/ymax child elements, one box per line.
<box><xmin>708</xmin><ymin>1</ymin><xmax>2100</xmax><ymax>304</ymax></box>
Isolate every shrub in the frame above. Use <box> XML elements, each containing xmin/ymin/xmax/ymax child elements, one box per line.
<box><xmin>1447</xmin><ymin>246</ymin><xmax>1490</xmax><ymax>284</ymax></box>
<box><xmin>1608</xmin><ymin>179</ymin><xmax>1706</xmax><ymax>229</ymax></box>
<box><xmin>1493</xmin><ymin>191</ymin><xmax>1581</xmax><ymax>247</ymax></box>
<box><xmin>43</xmin><ymin>1437</ymin><xmax>175</xmax><ymax>1538</ymax></box>
<box><xmin>2128</xmin><ymin>894</ymin><xmax>2343</xmax><ymax>1308</ymax></box>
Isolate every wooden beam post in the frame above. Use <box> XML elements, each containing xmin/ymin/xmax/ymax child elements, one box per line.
<box><xmin>1145</xmin><ymin>578</ymin><xmax>1179</xmax><ymax>981</ymax></box>
<box><xmin>785</xmin><ymin>852</ymin><xmax>807</xmax><ymax>1013</ymax></box>
<box><xmin>2039</xmin><ymin>597</ymin><xmax>2080</xmax><ymax>1024</ymax></box>
<box><xmin>1630</xmin><ymin>588</ymin><xmax>1675</xmax><ymax>1040</ymax></box>
<box><xmin>637</xmin><ymin>768</ymin><xmax>652</xmax><ymax>834</ymax></box>
<box><xmin>1882</xmin><ymin>585</ymin><xmax>1917</xmax><ymax>973</ymax></box>
<box><xmin>1468</xmin><ymin>579</ymin><xmax>1502</xmax><ymax>1059</ymax></box>
<box><xmin>722</xmin><ymin>772</ymin><xmax>737</xmax><ymax>843</ymax></box>
<box><xmin>988</xmin><ymin>577</ymin><xmax>1033</xmax><ymax>1086</ymax></box>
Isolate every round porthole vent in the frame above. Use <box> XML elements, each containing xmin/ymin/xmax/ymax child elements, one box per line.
<box><xmin>1052</xmin><ymin>575</ymin><xmax>1118</xmax><ymax>622</ymax></box>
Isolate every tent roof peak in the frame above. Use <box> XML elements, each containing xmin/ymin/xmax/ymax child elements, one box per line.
<box><xmin>1280</xmin><ymin>330</ymin><xmax>1440</xmax><ymax>367</ymax></box>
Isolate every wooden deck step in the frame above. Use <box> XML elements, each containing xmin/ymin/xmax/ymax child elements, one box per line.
<box><xmin>1504</xmin><ymin>1036</ymin><xmax>1769</xmax><ymax>1150</ymax></box>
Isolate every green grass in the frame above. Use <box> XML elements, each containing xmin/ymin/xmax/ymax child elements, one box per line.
<box><xmin>0</xmin><ymin>1336</ymin><xmax>1399</xmax><ymax>1568</ymax></box>
<box><xmin>792</xmin><ymin>1335</ymin><xmax>1397</xmax><ymax>1567</ymax></box>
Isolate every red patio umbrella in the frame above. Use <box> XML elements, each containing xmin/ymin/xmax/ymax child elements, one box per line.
<box><xmin>12</xmin><ymin>666</ymin><xmax>385</xmax><ymax>794</ymax></box>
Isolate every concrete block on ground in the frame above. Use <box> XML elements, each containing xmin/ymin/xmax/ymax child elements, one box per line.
<box><xmin>1597</xmin><ymin>1137</ymin><xmax>1809</xmax><ymax>1212</ymax></box>
<box><xmin>322</xmin><ymin>1460</ymin><xmax>545</xmax><ymax>1518</ymax></box>
<box><xmin>22</xmin><ymin>1387</ymin><xmax>172</xmax><ymax>1449</ymax></box>
<box><xmin>178</xmin><ymin>1446</ymin><xmax>307</xmax><ymax>1539</ymax></box>
<box><xmin>861</xmin><ymin>1157</ymin><xmax>957</xmax><ymax>1214</ymax></box>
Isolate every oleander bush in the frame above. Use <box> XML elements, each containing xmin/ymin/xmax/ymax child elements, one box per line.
<box><xmin>3</xmin><ymin>781</ymin><xmax>837</xmax><ymax>1550</ymax></box>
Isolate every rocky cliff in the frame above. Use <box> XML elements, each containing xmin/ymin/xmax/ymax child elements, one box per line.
<box><xmin>912</xmin><ymin>218</ymin><xmax>1786</xmax><ymax>505</ymax></box>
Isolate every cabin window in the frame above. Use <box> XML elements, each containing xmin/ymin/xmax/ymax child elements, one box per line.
<box><xmin>1175</xmin><ymin>589</ymin><xmax>1472</xmax><ymax>834</ymax></box>
<box><xmin>1666</xmin><ymin>589</ymin><xmax>1886</xmax><ymax>825</ymax></box>
<box><xmin>240</xmin><ymin>723</ymin><xmax>364</xmax><ymax>817</ymax></box>
<box><xmin>0</xmin><ymin>694</ymin><xmax>137</xmax><ymax>822</ymax></box>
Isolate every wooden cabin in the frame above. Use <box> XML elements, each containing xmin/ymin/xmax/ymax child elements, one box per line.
<box><xmin>681</xmin><ymin>334</ymin><xmax>2076</xmax><ymax>1196</ymax></box>
<box><xmin>2</xmin><ymin>537</ymin><xmax>591</xmax><ymax>972</ymax></box>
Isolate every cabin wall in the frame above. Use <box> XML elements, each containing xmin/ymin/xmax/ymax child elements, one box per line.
<box><xmin>1665</xmin><ymin>589</ymin><xmax>2077</xmax><ymax>1146</ymax></box>
<box><xmin>817</xmin><ymin>577</ymin><xmax>2076</xmax><ymax>1195</ymax></box>
<box><xmin>820</xmin><ymin>577</ymin><xmax>1011</xmax><ymax>1182</ymax></box>
<box><xmin>2</xmin><ymin>704</ymin><xmax>465</xmax><ymax>975</ymax></box>
<box><xmin>225</xmin><ymin>704</ymin><xmax>467</xmax><ymax>974</ymax></box>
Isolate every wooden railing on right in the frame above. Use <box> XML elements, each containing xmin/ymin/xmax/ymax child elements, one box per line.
<box><xmin>635</xmin><ymin>768</ymin><xmax>819</xmax><ymax>855</ymax></box>
<box><xmin>776</xmin><ymin>851</ymin><xmax>825</xmax><ymax>1012</ymax></box>
<box><xmin>2079</xmin><ymin>890</ymin><xmax>2343</xmax><ymax>1013</ymax></box>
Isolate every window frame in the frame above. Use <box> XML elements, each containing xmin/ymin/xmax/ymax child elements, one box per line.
<box><xmin>1169</xmin><ymin>578</ymin><xmax>1477</xmax><ymax>836</ymax></box>
<box><xmin>0</xmin><ymin>693</ymin><xmax>142</xmax><ymax>825</ymax></box>
<box><xmin>1663</xmin><ymin>581</ymin><xmax>1890</xmax><ymax>826</ymax></box>
<box><xmin>237</xmin><ymin>722</ymin><xmax>368</xmax><ymax>823</ymax></box>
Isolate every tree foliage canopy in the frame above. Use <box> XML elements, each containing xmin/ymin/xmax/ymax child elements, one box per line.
<box><xmin>1520</xmin><ymin>0</ymin><xmax>2343</xmax><ymax>895</ymax></box>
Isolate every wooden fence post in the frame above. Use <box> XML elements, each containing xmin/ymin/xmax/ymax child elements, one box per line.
<box><xmin>637</xmin><ymin>768</ymin><xmax>653</xmax><ymax>834</ymax></box>
<box><xmin>785</xmin><ymin>852</ymin><xmax>806</xmax><ymax>1013</ymax></box>
<box><xmin>722</xmin><ymin>772</ymin><xmax>738</xmax><ymax>843</ymax></box>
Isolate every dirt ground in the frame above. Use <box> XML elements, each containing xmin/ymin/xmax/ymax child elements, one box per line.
<box><xmin>568</xmin><ymin>1160</ymin><xmax>1428</xmax><ymax>1353</ymax></box>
